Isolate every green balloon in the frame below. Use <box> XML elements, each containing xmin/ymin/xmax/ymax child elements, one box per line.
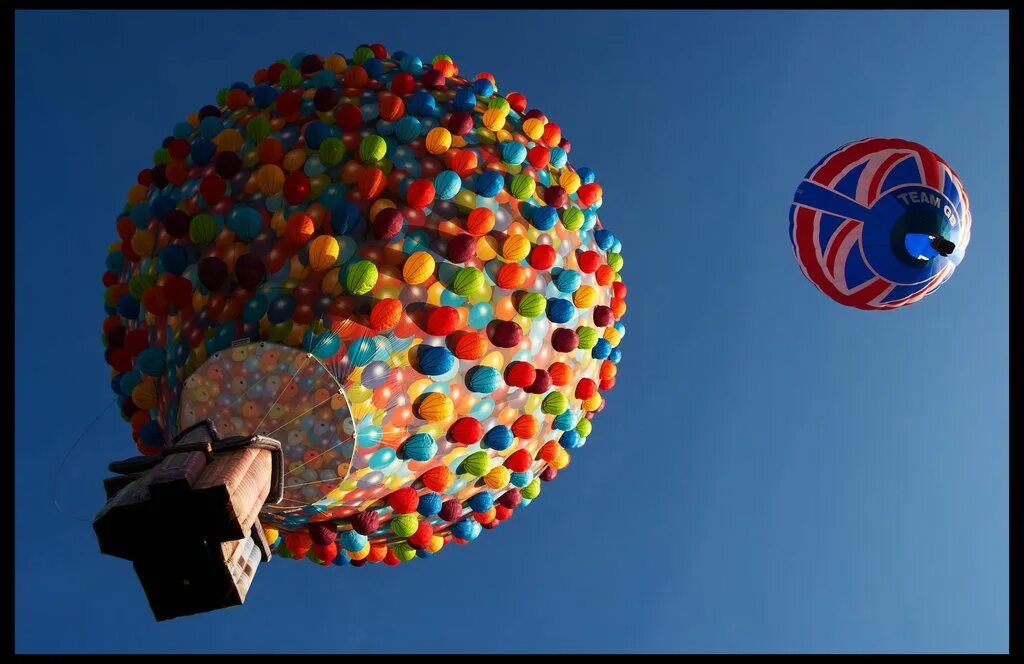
<box><xmin>267</xmin><ymin>320</ymin><xmax>293</xmax><ymax>342</ymax></box>
<box><xmin>359</xmin><ymin>135</ymin><xmax>387</xmax><ymax>164</ymax></box>
<box><xmin>451</xmin><ymin>267</ymin><xmax>484</xmax><ymax>297</ymax></box>
<box><xmin>319</xmin><ymin>137</ymin><xmax>346</xmax><ymax>166</ymax></box>
<box><xmin>152</xmin><ymin>147</ymin><xmax>170</xmax><ymax>166</ymax></box>
<box><xmin>541</xmin><ymin>392</ymin><xmax>568</xmax><ymax>416</ymax></box>
<box><xmin>353</xmin><ymin>46</ymin><xmax>375</xmax><ymax>64</ymax></box>
<box><xmin>391</xmin><ymin>514</ymin><xmax>419</xmax><ymax>538</ymax></box>
<box><xmin>346</xmin><ymin>260</ymin><xmax>379</xmax><ymax>295</ymax></box>
<box><xmin>522</xmin><ymin>478</ymin><xmax>541</xmax><ymax>500</ymax></box>
<box><xmin>128</xmin><ymin>274</ymin><xmax>155</xmax><ymax>300</ymax></box>
<box><xmin>516</xmin><ymin>292</ymin><xmax>546</xmax><ymax>318</ymax></box>
<box><xmin>561</xmin><ymin>207</ymin><xmax>584</xmax><ymax>231</ymax></box>
<box><xmin>576</xmin><ymin>326</ymin><xmax>598</xmax><ymax>350</ymax></box>
<box><xmin>215</xmin><ymin>88</ymin><xmax>229</xmax><ymax>106</ymax></box>
<box><xmin>509</xmin><ymin>174</ymin><xmax>536</xmax><ymax>201</ymax></box>
<box><xmin>575</xmin><ymin>418</ymin><xmax>593</xmax><ymax>438</ymax></box>
<box><xmin>393</xmin><ymin>542</ymin><xmax>417</xmax><ymax>562</ymax></box>
<box><xmin>606</xmin><ymin>252</ymin><xmax>624</xmax><ymax>272</ymax></box>
<box><xmin>279</xmin><ymin>67</ymin><xmax>302</xmax><ymax>88</ymax></box>
<box><xmin>247</xmin><ymin>115</ymin><xmax>272</xmax><ymax>143</ymax></box>
<box><xmin>189</xmin><ymin>214</ymin><xmax>217</xmax><ymax>244</ymax></box>
<box><xmin>462</xmin><ymin>450</ymin><xmax>490</xmax><ymax>477</ymax></box>
<box><xmin>488</xmin><ymin>97</ymin><xmax>510</xmax><ymax>114</ymax></box>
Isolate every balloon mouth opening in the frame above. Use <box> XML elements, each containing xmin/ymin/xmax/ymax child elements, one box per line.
<box><xmin>904</xmin><ymin>233</ymin><xmax>955</xmax><ymax>261</ymax></box>
<box><xmin>891</xmin><ymin>206</ymin><xmax>953</xmax><ymax>267</ymax></box>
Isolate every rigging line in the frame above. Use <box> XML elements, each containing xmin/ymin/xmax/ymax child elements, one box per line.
<box><xmin>53</xmin><ymin>398</ymin><xmax>117</xmax><ymax>522</ymax></box>
<box><xmin>253</xmin><ymin>353</ymin><xmax>311</xmax><ymax>432</ymax></box>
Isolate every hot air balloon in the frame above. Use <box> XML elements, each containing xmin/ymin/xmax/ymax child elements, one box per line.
<box><xmin>789</xmin><ymin>137</ymin><xmax>970</xmax><ymax>310</ymax></box>
<box><xmin>93</xmin><ymin>45</ymin><xmax>628</xmax><ymax>620</ymax></box>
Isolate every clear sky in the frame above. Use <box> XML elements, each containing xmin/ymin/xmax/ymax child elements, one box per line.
<box><xmin>14</xmin><ymin>9</ymin><xmax>1008</xmax><ymax>654</ymax></box>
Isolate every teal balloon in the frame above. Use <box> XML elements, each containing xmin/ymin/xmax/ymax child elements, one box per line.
<box><xmin>242</xmin><ymin>293</ymin><xmax>269</xmax><ymax>323</ymax></box>
<box><xmin>369</xmin><ymin>447</ymin><xmax>396</xmax><ymax>470</ymax></box>
<box><xmin>137</xmin><ymin>348</ymin><xmax>166</xmax><ymax>377</ymax></box>
<box><xmin>468</xmin><ymin>302</ymin><xmax>493</xmax><ymax>329</ymax></box>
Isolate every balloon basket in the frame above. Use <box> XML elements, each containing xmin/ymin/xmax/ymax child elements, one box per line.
<box><xmin>92</xmin><ymin>420</ymin><xmax>282</xmax><ymax>621</ymax></box>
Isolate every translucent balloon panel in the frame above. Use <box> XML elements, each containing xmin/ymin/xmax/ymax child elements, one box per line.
<box><xmin>179</xmin><ymin>342</ymin><xmax>356</xmax><ymax>522</ymax></box>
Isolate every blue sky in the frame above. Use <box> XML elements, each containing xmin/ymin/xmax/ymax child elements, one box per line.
<box><xmin>14</xmin><ymin>10</ymin><xmax>1008</xmax><ymax>654</ymax></box>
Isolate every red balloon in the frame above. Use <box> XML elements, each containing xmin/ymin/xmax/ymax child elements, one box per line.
<box><xmin>283</xmin><ymin>172</ymin><xmax>311</xmax><ymax>205</ymax></box>
<box><xmin>199</xmin><ymin>175</ymin><xmax>226</xmax><ymax>205</ymax></box>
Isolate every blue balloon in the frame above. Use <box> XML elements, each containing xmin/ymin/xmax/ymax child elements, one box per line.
<box><xmin>577</xmin><ymin>166</ymin><xmax>596</xmax><ymax>184</ymax></box>
<box><xmin>190</xmin><ymin>139</ymin><xmax>216</xmax><ymax>166</ymax></box>
<box><xmin>242</xmin><ymin>294</ymin><xmax>268</xmax><ymax>323</ymax></box>
<box><xmin>304</xmin><ymin>121</ymin><xmax>331</xmax><ymax>149</ymax></box>
<box><xmin>409</xmin><ymin>91</ymin><xmax>436</xmax><ymax>116</ymax></box>
<box><xmin>139</xmin><ymin>421</ymin><xmax>164</xmax><ymax>447</ymax></box>
<box><xmin>594</xmin><ymin>229</ymin><xmax>614</xmax><ymax>251</ymax></box>
<box><xmin>531</xmin><ymin>206</ymin><xmax>558</xmax><ymax>231</ymax></box>
<box><xmin>591</xmin><ymin>338</ymin><xmax>612</xmax><ymax>359</ymax></box>
<box><xmin>417</xmin><ymin>345</ymin><xmax>455</xmax><ymax>376</ymax></box>
<box><xmin>402</xmin><ymin>433</ymin><xmax>437</xmax><ymax>462</ymax></box>
<box><xmin>500</xmin><ymin>141</ymin><xmax>527</xmax><ymax>165</ymax></box>
<box><xmin>119</xmin><ymin>371</ymin><xmax>142</xmax><ymax>397</ymax></box>
<box><xmin>159</xmin><ymin>245</ymin><xmax>188</xmax><ymax>275</ymax></box>
<box><xmin>395</xmin><ymin>116</ymin><xmax>422</xmax><ymax>143</ymax></box>
<box><xmin>467</xmin><ymin>492</ymin><xmax>494</xmax><ymax>513</ymax></box>
<box><xmin>400</xmin><ymin>55</ymin><xmax>424</xmax><ymax>75</ymax></box>
<box><xmin>364</xmin><ymin>58</ymin><xmax>385</xmax><ymax>78</ymax></box>
<box><xmin>198</xmin><ymin>116</ymin><xmax>223</xmax><ymax>140</ymax></box>
<box><xmin>483</xmin><ymin>425</ymin><xmax>514</xmax><ymax>451</ymax></box>
<box><xmin>105</xmin><ymin>251</ymin><xmax>125</xmax><ymax>272</ymax></box>
<box><xmin>340</xmin><ymin>530</ymin><xmax>368</xmax><ymax>552</ymax></box>
<box><xmin>117</xmin><ymin>293</ymin><xmax>140</xmax><ymax>320</ymax></box>
<box><xmin>137</xmin><ymin>347</ymin><xmax>166</xmax><ymax>377</ymax></box>
<box><xmin>473</xmin><ymin>79</ymin><xmax>495</xmax><ymax>97</ymax></box>
<box><xmin>475</xmin><ymin>170</ymin><xmax>504</xmax><ymax>197</ymax></box>
<box><xmin>554</xmin><ymin>269</ymin><xmax>582</xmax><ymax>293</ymax></box>
<box><xmin>235</xmin><ymin>207</ymin><xmax>263</xmax><ymax>242</ymax></box>
<box><xmin>369</xmin><ymin>447</ymin><xmax>396</xmax><ymax>470</ymax></box>
<box><xmin>252</xmin><ymin>84</ymin><xmax>278</xmax><ymax>108</ymax></box>
<box><xmin>418</xmin><ymin>493</ymin><xmax>443</xmax><ymax>517</ymax></box>
<box><xmin>549</xmin><ymin>147</ymin><xmax>567</xmax><ymax>169</ymax></box>
<box><xmin>465</xmin><ymin>365</ymin><xmax>500</xmax><ymax>394</ymax></box>
<box><xmin>151</xmin><ymin>195</ymin><xmax>175</xmax><ymax>221</ymax></box>
<box><xmin>332</xmin><ymin>201</ymin><xmax>361</xmax><ymax>235</ymax></box>
<box><xmin>609</xmin><ymin>347</ymin><xmax>622</xmax><ymax>364</ymax></box>
<box><xmin>434</xmin><ymin>170</ymin><xmax>462</xmax><ymax>200</ymax></box>
<box><xmin>553</xmin><ymin>411</ymin><xmax>576</xmax><ymax>431</ymax></box>
<box><xmin>546</xmin><ymin>298</ymin><xmax>575</xmax><ymax>324</ymax></box>
<box><xmin>452</xmin><ymin>518</ymin><xmax>481</xmax><ymax>541</ymax></box>
<box><xmin>267</xmin><ymin>295</ymin><xmax>295</xmax><ymax>324</ymax></box>
<box><xmin>510</xmin><ymin>471</ymin><xmax>533</xmax><ymax>488</ymax></box>
<box><xmin>173</xmin><ymin>122</ymin><xmax>194</xmax><ymax>139</ymax></box>
<box><xmin>130</xmin><ymin>203</ymin><xmax>151</xmax><ymax>229</ymax></box>
<box><xmin>453</xmin><ymin>88</ymin><xmax>477</xmax><ymax>111</ymax></box>
<box><xmin>560</xmin><ymin>430</ymin><xmax>583</xmax><ymax>449</ymax></box>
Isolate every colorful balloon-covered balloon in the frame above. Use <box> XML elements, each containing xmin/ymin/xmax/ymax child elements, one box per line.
<box><xmin>101</xmin><ymin>44</ymin><xmax>628</xmax><ymax>567</ymax></box>
<box><xmin>790</xmin><ymin>137</ymin><xmax>970</xmax><ymax>310</ymax></box>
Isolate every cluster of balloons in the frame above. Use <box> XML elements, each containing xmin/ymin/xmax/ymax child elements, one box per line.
<box><xmin>102</xmin><ymin>44</ymin><xmax>627</xmax><ymax>568</ymax></box>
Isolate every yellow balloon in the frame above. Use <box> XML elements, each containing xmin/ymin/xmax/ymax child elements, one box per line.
<box><xmin>425</xmin><ymin>126</ymin><xmax>452</xmax><ymax>155</ymax></box>
<box><xmin>480</xmin><ymin>351</ymin><xmax>506</xmax><ymax>371</ymax></box>
<box><xmin>308</xmin><ymin>235</ymin><xmax>341</xmax><ymax>271</ymax></box>
<box><xmin>426</xmin><ymin>282</ymin><xmax>445</xmax><ymax>306</ymax></box>
<box><xmin>476</xmin><ymin>235</ymin><xmax>499</xmax><ymax>261</ymax></box>
<box><xmin>407</xmin><ymin>378</ymin><xmax>433</xmax><ymax>402</ymax></box>
<box><xmin>403</xmin><ymin>251</ymin><xmax>435</xmax><ymax>285</ymax></box>
<box><xmin>282</xmin><ymin>148</ymin><xmax>307</xmax><ymax>172</ymax></box>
